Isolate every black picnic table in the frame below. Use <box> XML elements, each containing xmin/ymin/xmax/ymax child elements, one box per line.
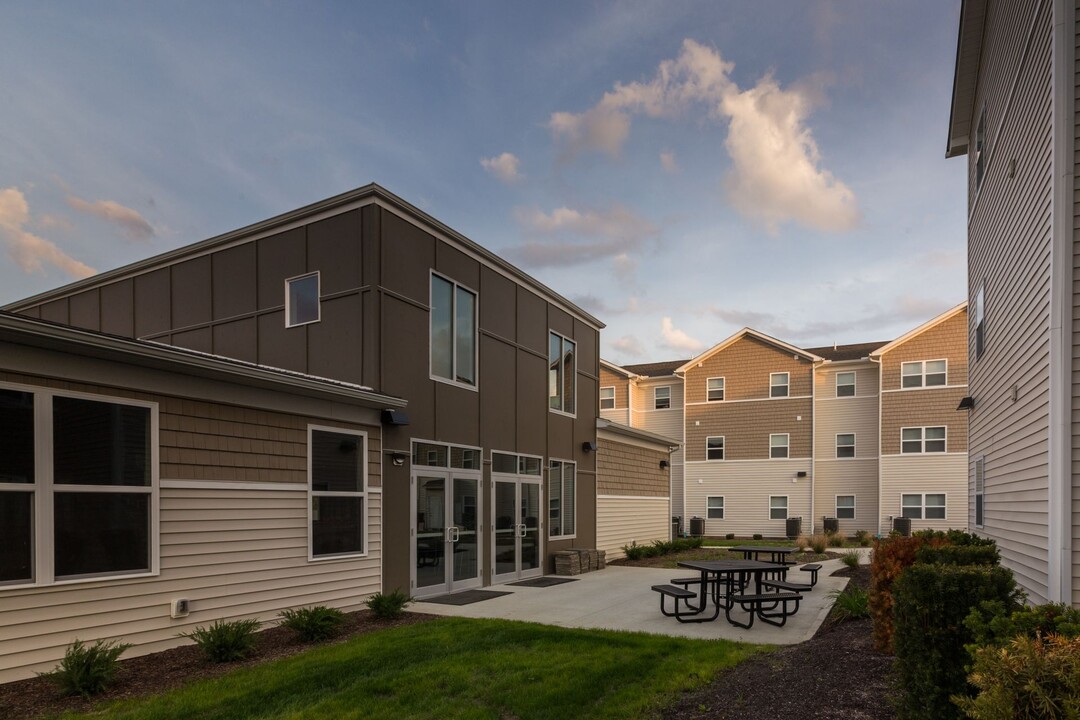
<box><xmin>727</xmin><ymin>545</ymin><xmax>799</xmax><ymax>565</ymax></box>
<box><xmin>673</xmin><ymin>559</ymin><xmax>790</xmax><ymax>624</ymax></box>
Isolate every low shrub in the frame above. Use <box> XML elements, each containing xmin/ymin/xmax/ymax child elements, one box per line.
<box><xmin>870</xmin><ymin>533</ymin><xmax>948</xmax><ymax>652</ymax></box>
<box><xmin>809</xmin><ymin>534</ymin><xmax>828</xmax><ymax>554</ymax></box>
<box><xmin>366</xmin><ymin>590</ymin><xmax>412</xmax><ymax>620</ymax></box>
<box><xmin>41</xmin><ymin>638</ymin><xmax>131</xmax><ymax>697</ymax></box>
<box><xmin>623</xmin><ymin>537</ymin><xmax>703</xmax><ymax>560</ymax></box>
<box><xmin>892</xmin><ymin>563</ymin><xmax>1020</xmax><ymax>720</ymax></box>
<box><xmin>279</xmin><ymin>606</ymin><xmax>346</xmax><ymax>642</ymax></box>
<box><xmin>841</xmin><ymin>550</ymin><xmax>860</xmax><ymax>568</ymax></box>
<box><xmin>916</xmin><ymin>544</ymin><xmax>999</xmax><ymax>567</ymax></box>
<box><xmin>965</xmin><ymin>601</ymin><xmax>1080</xmax><ymax>649</ymax></box>
<box><xmin>829</xmin><ymin>586</ymin><xmax>870</xmax><ymax>621</ymax></box>
<box><xmin>854</xmin><ymin>529</ymin><xmax>871</xmax><ymax>547</ymax></box>
<box><xmin>828</xmin><ymin>531</ymin><xmax>847</xmax><ymax>548</ymax></box>
<box><xmin>752</xmin><ymin>533</ymin><xmax>762</xmax><ymax>541</ymax></box>
<box><xmin>954</xmin><ymin>633</ymin><xmax>1080</xmax><ymax>720</ymax></box>
<box><xmin>725</xmin><ymin>533</ymin><xmax>735</xmax><ymax>540</ymax></box>
<box><xmin>795</xmin><ymin>534</ymin><xmax>809</xmax><ymax>549</ymax></box>
<box><xmin>181</xmin><ymin>618</ymin><xmax>261</xmax><ymax>663</ymax></box>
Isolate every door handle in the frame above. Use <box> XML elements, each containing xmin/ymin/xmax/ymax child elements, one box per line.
<box><xmin>518</xmin><ymin>523</ymin><xmax>527</xmax><ymax>538</ymax></box>
<box><xmin>450</xmin><ymin>526</ymin><xmax>460</xmax><ymax>543</ymax></box>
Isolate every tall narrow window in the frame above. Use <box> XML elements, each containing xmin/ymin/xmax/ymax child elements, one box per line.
<box><xmin>706</xmin><ymin>436</ymin><xmax>725</xmax><ymax>461</ymax></box>
<box><xmin>548</xmin><ymin>332</ymin><xmax>576</xmax><ymax>415</ymax></box>
<box><xmin>836</xmin><ymin>371</ymin><xmax>855</xmax><ymax>397</ymax></box>
<box><xmin>974</xmin><ymin>457</ymin><xmax>985</xmax><ymax>527</ymax></box>
<box><xmin>1</xmin><ymin>389</ymin><xmax>34</xmax><ymax>585</ymax></box>
<box><xmin>599</xmin><ymin>386</ymin><xmax>615</xmax><ymax>410</ymax></box>
<box><xmin>974</xmin><ymin>283</ymin><xmax>985</xmax><ymax>360</ymax></box>
<box><xmin>707</xmin><ymin>377</ymin><xmax>725</xmax><ymax>402</ymax></box>
<box><xmin>836</xmin><ymin>433</ymin><xmax>855</xmax><ymax>459</ymax></box>
<box><xmin>654</xmin><ymin>386</ymin><xmax>671</xmax><ymax>410</ymax></box>
<box><xmin>309</xmin><ymin>427</ymin><xmax>366</xmax><ymax>558</ymax></box>
<box><xmin>770</xmin><ymin>372</ymin><xmax>789</xmax><ymax>398</ymax></box>
<box><xmin>286</xmin><ymin>272</ymin><xmax>320</xmax><ymax>327</ymax></box>
<box><xmin>430</xmin><ymin>274</ymin><xmax>477</xmax><ymax>387</ymax></box>
<box><xmin>769</xmin><ymin>433</ymin><xmax>789</xmax><ymax>459</ymax></box>
<box><xmin>548</xmin><ymin>460</ymin><xmax>576</xmax><ymax>538</ymax></box>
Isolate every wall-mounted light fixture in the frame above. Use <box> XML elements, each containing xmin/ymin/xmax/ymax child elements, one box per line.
<box><xmin>582</xmin><ymin>441</ymin><xmax>597</xmax><ymax>453</ymax></box>
<box><xmin>389</xmin><ymin>451</ymin><xmax>408</xmax><ymax>467</ymax></box>
<box><xmin>382</xmin><ymin>409</ymin><xmax>410</xmax><ymax>426</ymax></box>
<box><xmin>796</xmin><ymin>471</ymin><xmax>807</xmax><ymax>478</ymax></box>
<box><xmin>957</xmin><ymin>396</ymin><xmax>975</xmax><ymax>411</ymax></box>
<box><xmin>659</xmin><ymin>460</ymin><xmax>669</xmax><ymax>469</ymax></box>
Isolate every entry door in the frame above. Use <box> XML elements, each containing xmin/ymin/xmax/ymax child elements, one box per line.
<box><xmin>413</xmin><ymin>471</ymin><xmax>482</xmax><ymax>598</ymax></box>
<box><xmin>491</xmin><ymin>477</ymin><xmax>543</xmax><ymax>585</ymax></box>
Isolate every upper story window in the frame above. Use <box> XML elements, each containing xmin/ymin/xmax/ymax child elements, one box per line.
<box><xmin>599</xmin><ymin>387</ymin><xmax>615</xmax><ymax>410</ymax></box>
<box><xmin>548</xmin><ymin>332</ymin><xmax>576</xmax><ymax>415</ymax></box>
<box><xmin>309</xmin><ymin>427</ymin><xmax>366</xmax><ymax>559</ymax></box>
<box><xmin>974</xmin><ymin>283</ymin><xmax>985</xmax><ymax>361</ymax></box>
<box><xmin>836</xmin><ymin>371</ymin><xmax>855</xmax><ymax>397</ymax></box>
<box><xmin>706</xmin><ymin>436</ymin><xmax>725</xmax><ymax>461</ymax></box>
<box><xmin>770</xmin><ymin>372</ymin><xmax>789</xmax><ymax>398</ymax></box>
<box><xmin>1</xmin><ymin>385</ymin><xmax>157</xmax><ymax>588</ymax></box>
<box><xmin>707</xmin><ymin>377</ymin><xmax>725</xmax><ymax>402</ymax></box>
<box><xmin>286</xmin><ymin>272</ymin><xmax>320</xmax><ymax>327</ymax></box>
<box><xmin>836</xmin><ymin>433</ymin><xmax>855</xmax><ymax>459</ymax></box>
<box><xmin>654</xmin><ymin>386</ymin><xmax>671</xmax><ymax>410</ymax></box>
<box><xmin>430</xmin><ymin>273</ymin><xmax>477</xmax><ymax>387</ymax></box>
<box><xmin>901</xmin><ymin>426</ymin><xmax>946</xmax><ymax>454</ymax></box>
<box><xmin>901</xmin><ymin>360</ymin><xmax>946</xmax><ymax>388</ymax></box>
<box><xmin>769</xmin><ymin>433</ymin><xmax>789</xmax><ymax>459</ymax></box>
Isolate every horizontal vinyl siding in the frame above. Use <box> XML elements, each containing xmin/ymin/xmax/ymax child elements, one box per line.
<box><xmin>879</xmin><ymin>454</ymin><xmax>969</xmax><ymax>534</ymax></box>
<box><xmin>683</xmin><ymin>459</ymin><xmax>811</xmax><ymax>538</ymax></box>
<box><xmin>670</xmin><ymin>449</ymin><xmax>685</xmax><ymax>521</ymax></box>
<box><xmin>1072</xmin><ymin>0</ymin><xmax>1080</xmax><ymax>608</ymax></box>
<box><xmin>597</xmin><ymin>496</ymin><xmax>671</xmax><ymax>559</ymax></box>
<box><xmin>0</xmin><ymin>486</ymin><xmax>382</xmax><ymax>683</ymax></box>
<box><xmin>599</xmin><ymin>407</ymin><xmax>630</xmax><ymax>425</ymax></box>
<box><xmin>813</xmin><ymin>396</ymin><xmax>879</xmax><ymax>460</ymax></box>
<box><xmin>812</xmin><ymin>459</ymin><xmax>879</xmax><ymax>535</ymax></box>
<box><xmin>814</xmin><ymin>363</ymin><xmax>879</xmax><ymax>400</ymax></box>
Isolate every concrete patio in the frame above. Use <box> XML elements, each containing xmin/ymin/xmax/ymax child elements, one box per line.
<box><xmin>412</xmin><ymin>552</ymin><xmax>865</xmax><ymax>644</ymax></box>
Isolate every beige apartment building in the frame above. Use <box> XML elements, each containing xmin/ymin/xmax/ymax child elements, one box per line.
<box><xmin>601</xmin><ymin>304</ymin><xmax>969</xmax><ymax>537</ymax></box>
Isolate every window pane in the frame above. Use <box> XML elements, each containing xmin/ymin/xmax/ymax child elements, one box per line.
<box><xmin>451</xmin><ymin>447</ymin><xmax>480</xmax><ymax>470</ymax></box>
<box><xmin>563</xmin><ymin>465</ymin><xmax>576</xmax><ymax>535</ymax></box>
<box><xmin>562</xmin><ymin>339</ymin><xmax>576</xmax><ymax>415</ymax></box>
<box><xmin>708</xmin><ymin>378</ymin><xmax>724</xmax><ymax>401</ymax></box>
<box><xmin>926</xmin><ymin>494</ymin><xmax>945</xmax><ymax>508</ymax></box>
<box><xmin>431</xmin><ymin>276</ymin><xmax>454</xmax><ymax>380</ymax></box>
<box><xmin>837</xmin><ymin>495</ymin><xmax>855</xmax><ymax>508</ymax></box>
<box><xmin>655</xmin><ymin>387</ymin><xmax>670</xmax><ymax>409</ymax></box>
<box><xmin>707</xmin><ymin>437</ymin><xmax>724</xmax><ymax>460</ymax></box>
<box><xmin>902</xmin><ymin>363</ymin><xmax>922</xmax><ymax>388</ymax></box>
<box><xmin>0</xmin><ymin>492</ymin><xmax>33</xmax><ymax>584</ymax></box>
<box><xmin>901</xmin><ymin>494</ymin><xmax>920</xmax><ymax>507</ymax></box>
<box><xmin>0</xmin><ymin>389</ymin><xmax>34</xmax><ymax>484</ymax></box>
<box><xmin>901</xmin><ymin>506</ymin><xmax>922</xmax><ymax>519</ymax></box>
<box><xmin>521</xmin><ymin>456</ymin><xmax>542</xmax><ymax>476</ymax></box>
<box><xmin>926</xmin><ymin>360</ymin><xmax>947</xmax><ymax>375</ymax></box>
<box><xmin>770</xmin><ymin>374</ymin><xmax>789</xmax><ymax>397</ymax></box>
<box><xmin>311</xmin><ymin>430</ymin><xmax>363</xmax><ymax>492</ymax></box>
<box><xmin>492</xmin><ymin>453</ymin><xmax>517</xmax><ymax>474</ymax></box>
<box><xmin>548</xmin><ymin>463</ymin><xmax>562</xmax><ymax>536</ymax></box>
<box><xmin>287</xmin><ymin>274</ymin><xmax>319</xmax><ymax>326</ymax></box>
<box><xmin>600</xmin><ymin>387</ymin><xmax>615</xmax><ymax>409</ymax></box>
<box><xmin>925</xmin><ymin>427</ymin><xmax>946</xmax><ymax>440</ymax></box>
<box><xmin>54</xmin><ymin>492</ymin><xmax>149</xmax><ymax>578</ymax></box>
<box><xmin>455</xmin><ymin>287</ymin><xmax>476</xmax><ymax>385</ymax></box>
<box><xmin>413</xmin><ymin>442</ymin><xmax>447</xmax><ymax>467</ymax></box>
<box><xmin>549</xmin><ymin>334</ymin><xmax>563</xmax><ymax>411</ymax></box>
<box><xmin>902</xmin><ymin>441</ymin><xmax>922</xmax><ymax>454</ymax></box>
<box><xmin>902</xmin><ymin>428</ymin><xmax>922</xmax><ymax>441</ymax></box>
<box><xmin>54</xmin><ymin>397</ymin><xmax>150</xmax><ymax>487</ymax></box>
<box><xmin>312</xmin><ymin>495</ymin><xmax>363</xmax><ymax>556</ymax></box>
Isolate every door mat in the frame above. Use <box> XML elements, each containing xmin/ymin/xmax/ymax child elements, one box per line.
<box><xmin>506</xmin><ymin>577</ymin><xmax>579</xmax><ymax>588</ymax></box>
<box><xmin>422</xmin><ymin>590</ymin><xmax>513</xmax><ymax>605</ymax></box>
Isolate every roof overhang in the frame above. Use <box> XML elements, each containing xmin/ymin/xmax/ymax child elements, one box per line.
<box><xmin>676</xmin><ymin>328</ymin><xmax>823</xmax><ymax>374</ymax></box>
<box><xmin>946</xmin><ymin>0</ymin><xmax>988</xmax><ymax>158</ymax></box>
<box><xmin>870</xmin><ymin>301</ymin><xmax>968</xmax><ymax>358</ymax></box>
<box><xmin>599</xmin><ymin>358</ymin><xmax>640</xmax><ymax>379</ymax></box>
<box><xmin>596</xmin><ymin>418</ymin><xmax>680</xmax><ymax>452</ymax></box>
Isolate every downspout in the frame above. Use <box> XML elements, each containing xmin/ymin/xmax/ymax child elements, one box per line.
<box><xmin>869</xmin><ymin>353</ymin><xmax>883</xmax><ymax>537</ymax></box>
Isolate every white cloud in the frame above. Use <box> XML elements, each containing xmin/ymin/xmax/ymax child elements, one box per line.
<box><xmin>480</xmin><ymin>152</ymin><xmax>524</xmax><ymax>184</ymax></box>
<box><xmin>611</xmin><ymin>334</ymin><xmax>646</xmax><ymax>359</ymax></box>
<box><xmin>659</xmin><ymin>316</ymin><xmax>705</xmax><ymax>354</ymax></box>
<box><xmin>508</xmin><ymin>204</ymin><xmax>658</xmax><ymax>268</ymax></box>
<box><xmin>549</xmin><ymin>39</ymin><xmax>859</xmax><ymax>233</ymax></box>
<box><xmin>66</xmin><ymin>194</ymin><xmax>155</xmax><ymax>242</ymax></box>
<box><xmin>0</xmin><ymin>187</ymin><xmax>95</xmax><ymax>279</ymax></box>
<box><xmin>660</xmin><ymin>151</ymin><xmax>679</xmax><ymax>174</ymax></box>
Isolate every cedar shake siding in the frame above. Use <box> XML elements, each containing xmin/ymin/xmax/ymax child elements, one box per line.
<box><xmin>683</xmin><ymin>335</ymin><xmax>813</xmax><ymax>404</ymax></box>
<box><xmin>685</xmin><ymin>398</ymin><xmax>813</xmax><ymax>462</ymax></box>
<box><xmin>599</xmin><ymin>365</ymin><xmax>631</xmax><ymax>425</ymax></box>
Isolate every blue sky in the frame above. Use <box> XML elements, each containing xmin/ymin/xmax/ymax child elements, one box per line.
<box><xmin>0</xmin><ymin>1</ymin><xmax>965</xmax><ymax>364</ymax></box>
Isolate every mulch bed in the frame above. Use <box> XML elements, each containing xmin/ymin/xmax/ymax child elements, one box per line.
<box><xmin>1</xmin><ymin>610</ymin><xmax>434</xmax><ymax>720</ymax></box>
<box><xmin>609</xmin><ymin>546</ymin><xmax>844</xmax><ymax>569</ymax></box>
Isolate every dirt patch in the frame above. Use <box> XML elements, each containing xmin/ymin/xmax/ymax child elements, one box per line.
<box><xmin>1</xmin><ymin>610</ymin><xmax>434</xmax><ymax>720</ymax></box>
<box><xmin>661</xmin><ymin>565</ymin><xmax>895</xmax><ymax>720</ymax></box>
<box><xmin>609</xmin><ymin>546</ymin><xmax>843</xmax><ymax>569</ymax></box>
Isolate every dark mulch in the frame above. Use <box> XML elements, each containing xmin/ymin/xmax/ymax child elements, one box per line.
<box><xmin>662</xmin><ymin>564</ymin><xmax>896</xmax><ymax>720</ymax></box>
<box><xmin>1</xmin><ymin>610</ymin><xmax>434</xmax><ymax>720</ymax></box>
<box><xmin>610</xmin><ymin>546</ymin><xmax>843</xmax><ymax>569</ymax></box>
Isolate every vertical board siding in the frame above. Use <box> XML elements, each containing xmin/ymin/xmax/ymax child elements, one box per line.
<box><xmin>683</xmin><ymin>459</ymin><xmax>812</xmax><ymax>538</ymax></box>
<box><xmin>597</xmin><ymin>497</ymin><xmax>671</xmax><ymax>559</ymax></box>
<box><xmin>968</xmin><ymin>0</ymin><xmax>1053</xmax><ymax>604</ymax></box>
<box><xmin>0</xmin><ymin>488</ymin><xmax>382</xmax><ymax>683</ymax></box>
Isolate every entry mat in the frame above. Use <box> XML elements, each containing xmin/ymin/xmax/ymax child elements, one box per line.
<box><xmin>422</xmin><ymin>590</ymin><xmax>513</xmax><ymax>605</ymax></box>
<box><xmin>506</xmin><ymin>577</ymin><xmax>579</xmax><ymax>588</ymax></box>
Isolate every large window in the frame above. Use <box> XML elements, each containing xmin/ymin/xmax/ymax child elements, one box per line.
<box><xmin>599</xmin><ymin>386</ymin><xmax>615</xmax><ymax>410</ymax></box>
<box><xmin>902</xmin><ymin>493</ymin><xmax>946</xmax><ymax>520</ymax></box>
<box><xmin>707</xmin><ymin>377</ymin><xmax>725</xmax><ymax>402</ymax></box>
<box><xmin>901</xmin><ymin>426</ymin><xmax>946</xmax><ymax>454</ymax></box>
<box><xmin>706</xmin><ymin>436</ymin><xmax>725</xmax><ymax>461</ymax></box>
<box><xmin>836</xmin><ymin>495</ymin><xmax>856</xmax><ymax>519</ymax></box>
<box><xmin>285</xmin><ymin>272</ymin><xmax>320</xmax><ymax>327</ymax></box>
<box><xmin>769</xmin><ymin>496</ymin><xmax>788</xmax><ymax>520</ymax></box>
<box><xmin>901</xmin><ymin>360</ymin><xmax>947</xmax><ymax>388</ymax></box>
<box><xmin>707</xmin><ymin>496</ymin><xmax>724</xmax><ymax>519</ymax></box>
<box><xmin>430</xmin><ymin>273</ymin><xmax>477</xmax><ymax>387</ymax></box>
<box><xmin>770</xmin><ymin>372</ymin><xmax>789</xmax><ymax>398</ymax></box>
<box><xmin>309</xmin><ymin>427</ymin><xmax>367</xmax><ymax>559</ymax></box>
<box><xmin>769</xmin><ymin>433</ymin><xmax>789</xmax><ymax>459</ymax></box>
<box><xmin>836</xmin><ymin>371</ymin><xmax>855</xmax><ymax>397</ymax></box>
<box><xmin>836</xmin><ymin>433</ymin><xmax>855</xmax><ymax>459</ymax></box>
<box><xmin>974</xmin><ymin>457</ymin><xmax>985</xmax><ymax>527</ymax></box>
<box><xmin>548</xmin><ymin>332</ymin><xmax>576</xmax><ymax>415</ymax></box>
<box><xmin>0</xmin><ymin>386</ymin><xmax>157</xmax><ymax>587</ymax></box>
<box><xmin>548</xmin><ymin>460</ymin><xmax>576</xmax><ymax>538</ymax></box>
<box><xmin>654</xmin><ymin>386</ymin><xmax>671</xmax><ymax>410</ymax></box>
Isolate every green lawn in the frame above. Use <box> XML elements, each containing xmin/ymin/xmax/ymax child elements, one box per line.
<box><xmin>55</xmin><ymin>618</ymin><xmax>761</xmax><ymax>720</ymax></box>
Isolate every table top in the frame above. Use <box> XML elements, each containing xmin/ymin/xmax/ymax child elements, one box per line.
<box><xmin>727</xmin><ymin>545</ymin><xmax>798</xmax><ymax>554</ymax></box>
<box><xmin>677</xmin><ymin>559</ymin><xmax>786</xmax><ymax>572</ymax></box>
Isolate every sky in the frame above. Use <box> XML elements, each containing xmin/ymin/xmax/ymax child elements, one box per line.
<box><xmin>0</xmin><ymin>1</ymin><xmax>966</xmax><ymax>365</ymax></box>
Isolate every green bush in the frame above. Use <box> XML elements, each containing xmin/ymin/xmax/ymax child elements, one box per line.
<box><xmin>892</xmin><ymin>563</ymin><xmax>1021</xmax><ymax>720</ymax></box>
<box><xmin>181</xmin><ymin>618</ymin><xmax>261</xmax><ymax>663</ymax></box>
<box><xmin>916</xmin><ymin>544</ymin><xmax>999</xmax><ymax>567</ymax></box>
<box><xmin>725</xmin><ymin>533</ymin><xmax>735</xmax><ymax>540</ymax></box>
<box><xmin>752</xmin><ymin>533</ymin><xmax>762</xmax><ymax>541</ymax></box>
<box><xmin>954</xmin><ymin>633</ymin><xmax>1080</xmax><ymax>720</ymax></box>
<box><xmin>841</xmin><ymin>550</ymin><xmax>860</xmax><ymax>568</ymax></box>
<box><xmin>854</xmin><ymin>529</ymin><xmax>872</xmax><ymax>547</ymax></box>
<box><xmin>965</xmin><ymin>601</ymin><xmax>1080</xmax><ymax>649</ymax></box>
<box><xmin>366</xmin><ymin>590</ymin><xmax>412</xmax><ymax>620</ymax></box>
<box><xmin>829</xmin><ymin>586</ymin><xmax>870</xmax><ymax>621</ymax></box>
<box><xmin>279</xmin><ymin>606</ymin><xmax>346</xmax><ymax>642</ymax></box>
<box><xmin>41</xmin><ymin>638</ymin><xmax>131</xmax><ymax>697</ymax></box>
<box><xmin>622</xmin><ymin>537</ymin><xmax>701</xmax><ymax>560</ymax></box>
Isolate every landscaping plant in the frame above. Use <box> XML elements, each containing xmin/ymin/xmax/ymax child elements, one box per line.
<box><xmin>279</xmin><ymin>606</ymin><xmax>346</xmax><ymax>642</ymax></box>
<box><xmin>828</xmin><ymin>586</ymin><xmax>870</xmax><ymax>621</ymax></box>
<box><xmin>965</xmin><ymin>601</ymin><xmax>1080</xmax><ymax>649</ymax></box>
<box><xmin>841</xmin><ymin>550</ymin><xmax>860</xmax><ymax>568</ymax></box>
<box><xmin>828</xmin><ymin>531</ymin><xmax>847</xmax><ymax>548</ymax></box>
<box><xmin>752</xmin><ymin>533</ymin><xmax>762</xmax><ymax>541</ymax></box>
<box><xmin>725</xmin><ymin>533</ymin><xmax>735</xmax><ymax>540</ymax></box>
<box><xmin>809</xmin><ymin>534</ymin><xmax>828</xmax><ymax>554</ymax></box>
<box><xmin>41</xmin><ymin>638</ymin><xmax>131</xmax><ymax>698</ymax></box>
<box><xmin>366</xmin><ymin>590</ymin><xmax>412</xmax><ymax>619</ymax></box>
<box><xmin>854</xmin><ymin>529</ymin><xmax>872</xmax><ymax>547</ymax></box>
<box><xmin>181</xmin><ymin>618</ymin><xmax>261</xmax><ymax>663</ymax></box>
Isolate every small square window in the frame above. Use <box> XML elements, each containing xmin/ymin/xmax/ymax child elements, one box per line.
<box><xmin>769</xmin><ymin>496</ymin><xmax>788</xmax><ymax>520</ymax></box>
<box><xmin>925</xmin><ymin>494</ymin><xmax>946</xmax><ymax>520</ymax></box>
<box><xmin>654</xmin><ymin>386</ymin><xmax>671</xmax><ymax>410</ymax></box>
<box><xmin>901</xmin><ymin>494</ymin><xmax>923</xmax><ymax>519</ymax></box>
<box><xmin>706</xmin><ymin>436</ymin><xmax>724</xmax><ymax>461</ymax></box>
<box><xmin>836</xmin><ymin>495</ymin><xmax>855</xmax><ymax>519</ymax></box>
<box><xmin>836</xmin><ymin>371</ymin><xmax>855</xmax><ymax>397</ymax></box>
<box><xmin>286</xmin><ymin>273</ymin><xmax>320</xmax><ymax>327</ymax></box>
<box><xmin>925</xmin><ymin>427</ymin><xmax>946</xmax><ymax>453</ymax></box>
<box><xmin>836</xmin><ymin>433</ymin><xmax>855</xmax><ymax>459</ymax></box>
<box><xmin>707</xmin><ymin>377</ymin><xmax>725</xmax><ymax>402</ymax></box>
<box><xmin>707</xmin><ymin>496</ymin><xmax>724</xmax><ymax>519</ymax></box>
<box><xmin>925</xmin><ymin>360</ymin><xmax>947</xmax><ymax>386</ymax></box>
<box><xmin>599</xmin><ymin>387</ymin><xmax>615</xmax><ymax>410</ymax></box>
<box><xmin>770</xmin><ymin>373</ymin><xmax>789</xmax><ymax>398</ymax></box>
<box><xmin>769</xmin><ymin>433</ymin><xmax>789</xmax><ymax>459</ymax></box>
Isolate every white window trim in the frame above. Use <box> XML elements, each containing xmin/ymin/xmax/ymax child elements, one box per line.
<box><xmin>706</xmin><ymin>377</ymin><xmax>725</xmax><ymax>402</ymax></box>
<box><xmin>769</xmin><ymin>433</ymin><xmax>790</xmax><ymax>460</ymax></box>
<box><xmin>599</xmin><ymin>386</ymin><xmax>616</xmax><ymax>410</ymax></box>
<box><xmin>0</xmin><ymin>381</ymin><xmax>160</xmax><ymax>589</ymax></box>
<box><xmin>705</xmin><ymin>436</ymin><xmax>725</xmax><ymax>462</ymax></box>
<box><xmin>900</xmin><ymin>359</ymin><xmax>948</xmax><ymax>389</ymax></box>
<box><xmin>548</xmin><ymin>330</ymin><xmax>577</xmax><ymax>417</ymax></box>
<box><xmin>548</xmin><ymin>458</ymin><xmax>577</xmax><ymax>540</ymax></box>
<box><xmin>769</xmin><ymin>372</ymin><xmax>790</xmax><ymax>398</ymax></box>
<box><xmin>654</xmin><ymin>385</ymin><xmax>671</xmax><ymax>410</ymax></box>
<box><xmin>429</xmin><ymin>271</ymin><xmax>480</xmax><ymax>392</ymax></box>
<box><xmin>835</xmin><ymin>371</ymin><xmax>856</xmax><ymax>397</ymax></box>
<box><xmin>768</xmin><ymin>495</ymin><xmax>789</xmax><ymax>520</ymax></box>
<box><xmin>900</xmin><ymin>492</ymin><xmax>947</xmax><ymax>521</ymax></box>
<box><xmin>835</xmin><ymin>433</ymin><xmax>856</xmax><ymax>459</ymax></box>
<box><xmin>973</xmin><ymin>456</ymin><xmax>985</xmax><ymax>528</ymax></box>
<box><xmin>900</xmin><ymin>426</ymin><xmax>948</xmax><ymax>454</ymax></box>
<box><xmin>308</xmin><ymin>425</ymin><xmax>369</xmax><ymax>562</ymax></box>
<box><xmin>835</xmin><ymin>494</ymin><xmax>856</xmax><ymax>519</ymax></box>
<box><xmin>285</xmin><ymin>271</ymin><xmax>321</xmax><ymax>328</ymax></box>
<box><xmin>706</xmin><ymin>495</ymin><xmax>725</xmax><ymax>520</ymax></box>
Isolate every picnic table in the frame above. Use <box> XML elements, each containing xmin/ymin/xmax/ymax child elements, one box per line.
<box><xmin>651</xmin><ymin>559</ymin><xmax>802</xmax><ymax>628</ymax></box>
<box><xmin>727</xmin><ymin>545</ymin><xmax>800</xmax><ymax>565</ymax></box>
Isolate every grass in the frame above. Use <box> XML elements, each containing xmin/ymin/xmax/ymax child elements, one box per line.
<box><xmin>53</xmin><ymin>618</ymin><xmax>761</xmax><ymax>720</ymax></box>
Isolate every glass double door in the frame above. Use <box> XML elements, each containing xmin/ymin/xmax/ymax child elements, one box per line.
<box><xmin>491</xmin><ymin>477</ymin><xmax>543</xmax><ymax>585</ymax></box>
<box><xmin>413</xmin><ymin>471</ymin><xmax>482</xmax><ymax>598</ymax></box>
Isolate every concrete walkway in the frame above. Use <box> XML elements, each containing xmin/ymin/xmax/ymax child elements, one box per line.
<box><xmin>412</xmin><ymin>552</ymin><xmax>866</xmax><ymax>645</ymax></box>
